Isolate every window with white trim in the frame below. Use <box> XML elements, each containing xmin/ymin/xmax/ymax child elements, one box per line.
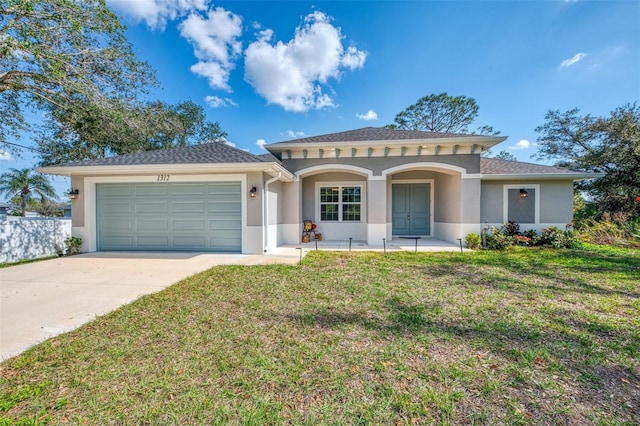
<box><xmin>503</xmin><ymin>184</ymin><xmax>540</xmax><ymax>225</ymax></box>
<box><xmin>319</xmin><ymin>185</ymin><xmax>362</xmax><ymax>222</ymax></box>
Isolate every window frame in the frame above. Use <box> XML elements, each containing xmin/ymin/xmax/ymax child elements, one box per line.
<box><xmin>315</xmin><ymin>182</ymin><xmax>365</xmax><ymax>223</ymax></box>
<box><xmin>502</xmin><ymin>184</ymin><xmax>540</xmax><ymax>225</ymax></box>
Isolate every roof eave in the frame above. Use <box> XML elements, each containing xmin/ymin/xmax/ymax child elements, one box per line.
<box><xmin>481</xmin><ymin>172</ymin><xmax>604</xmax><ymax>181</ymax></box>
<box><xmin>265</xmin><ymin>136</ymin><xmax>507</xmax><ymax>152</ymax></box>
<box><xmin>37</xmin><ymin>162</ymin><xmax>296</xmax><ymax>182</ymax></box>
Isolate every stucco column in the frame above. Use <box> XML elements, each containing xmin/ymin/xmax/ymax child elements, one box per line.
<box><xmin>280</xmin><ymin>179</ymin><xmax>302</xmax><ymax>245</ymax></box>
<box><xmin>459</xmin><ymin>177</ymin><xmax>481</xmax><ymax>238</ymax></box>
<box><xmin>367</xmin><ymin>177</ymin><xmax>387</xmax><ymax>246</ymax></box>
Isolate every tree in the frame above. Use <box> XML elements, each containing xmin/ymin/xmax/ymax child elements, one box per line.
<box><xmin>534</xmin><ymin>103</ymin><xmax>640</xmax><ymax>216</ymax></box>
<box><xmin>0</xmin><ymin>0</ymin><xmax>155</xmax><ymax>150</ymax></box>
<box><xmin>386</xmin><ymin>93</ymin><xmax>499</xmax><ymax>135</ymax></box>
<box><xmin>0</xmin><ymin>168</ymin><xmax>56</xmax><ymax>216</ymax></box>
<box><xmin>493</xmin><ymin>150</ymin><xmax>517</xmax><ymax>161</ymax></box>
<box><xmin>36</xmin><ymin>100</ymin><xmax>228</xmax><ymax>165</ymax></box>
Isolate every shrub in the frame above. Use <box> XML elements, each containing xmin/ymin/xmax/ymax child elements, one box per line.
<box><xmin>465</xmin><ymin>232</ymin><xmax>481</xmax><ymax>249</ymax></box>
<box><xmin>64</xmin><ymin>236</ymin><xmax>83</xmax><ymax>255</ymax></box>
<box><xmin>485</xmin><ymin>226</ymin><xmax>514</xmax><ymax>250</ymax></box>
<box><xmin>503</xmin><ymin>221</ymin><xmax>521</xmax><ymax>236</ymax></box>
<box><xmin>577</xmin><ymin>212</ymin><xmax>640</xmax><ymax>247</ymax></box>
<box><xmin>540</xmin><ymin>226</ymin><xmax>576</xmax><ymax>249</ymax></box>
<box><xmin>522</xmin><ymin>229</ymin><xmax>541</xmax><ymax>246</ymax></box>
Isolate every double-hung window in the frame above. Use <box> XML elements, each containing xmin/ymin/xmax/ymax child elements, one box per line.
<box><xmin>319</xmin><ymin>185</ymin><xmax>362</xmax><ymax>222</ymax></box>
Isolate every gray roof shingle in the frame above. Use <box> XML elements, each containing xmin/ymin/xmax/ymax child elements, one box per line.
<box><xmin>267</xmin><ymin>127</ymin><xmax>477</xmax><ymax>146</ymax></box>
<box><xmin>480</xmin><ymin>157</ymin><xmax>583</xmax><ymax>175</ymax></box>
<box><xmin>51</xmin><ymin>142</ymin><xmax>268</xmax><ymax>167</ymax></box>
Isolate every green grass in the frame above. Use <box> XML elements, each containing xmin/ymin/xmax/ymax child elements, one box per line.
<box><xmin>0</xmin><ymin>256</ymin><xmax>59</xmax><ymax>269</ymax></box>
<box><xmin>1</xmin><ymin>246</ymin><xmax>639</xmax><ymax>425</ymax></box>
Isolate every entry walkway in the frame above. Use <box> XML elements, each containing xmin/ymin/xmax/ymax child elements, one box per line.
<box><xmin>277</xmin><ymin>238</ymin><xmax>468</xmax><ymax>253</ymax></box>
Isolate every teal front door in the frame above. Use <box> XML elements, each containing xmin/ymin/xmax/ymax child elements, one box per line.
<box><xmin>392</xmin><ymin>183</ymin><xmax>431</xmax><ymax>236</ymax></box>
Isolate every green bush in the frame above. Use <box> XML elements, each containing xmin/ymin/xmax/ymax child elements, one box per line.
<box><xmin>539</xmin><ymin>226</ymin><xmax>576</xmax><ymax>249</ymax></box>
<box><xmin>485</xmin><ymin>226</ymin><xmax>514</xmax><ymax>250</ymax></box>
<box><xmin>465</xmin><ymin>232</ymin><xmax>481</xmax><ymax>249</ymax></box>
<box><xmin>503</xmin><ymin>221</ymin><xmax>521</xmax><ymax>236</ymax></box>
<box><xmin>64</xmin><ymin>236</ymin><xmax>83</xmax><ymax>255</ymax></box>
<box><xmin>522</xmin><ymin>229</ymin><xmax>541</xmax><ymax>246</ymax></box>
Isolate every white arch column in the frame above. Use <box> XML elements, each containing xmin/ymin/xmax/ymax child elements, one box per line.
<box><xmin>367</xmin><ymin>176</ymin><xmax>387</xmax><ymax>246</ymax></box>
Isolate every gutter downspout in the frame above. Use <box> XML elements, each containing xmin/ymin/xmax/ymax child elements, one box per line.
<box><xmin>263</xmin><ymin>172</ymin><xmax>281</xmax><ymax>252</ymax></box>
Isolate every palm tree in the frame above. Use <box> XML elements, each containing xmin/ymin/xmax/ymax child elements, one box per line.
<box><xmin>0</xmin><ymin>168</ymin><xmax>56</xmax><ymax>216</ymax></box>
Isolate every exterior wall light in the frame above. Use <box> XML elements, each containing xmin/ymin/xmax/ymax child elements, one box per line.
<box><xmin>69</xmin><ymin>189</ymin><xmax>79</xmax><ymax>200</ymax></box>
<box><xmin>519</xmin><ymin>189</ymin><xmax>528</xmax><ymax>199</ymax></box>
<box><xmin>249</xmin><ymin>186</ymin><xmax>257</xmax><ymax>198</ymax></box>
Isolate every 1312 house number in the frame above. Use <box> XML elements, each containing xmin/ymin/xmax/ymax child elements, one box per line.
<box><xmin>157</xmin><ymin>175</ymin><xmax>170</xmax><ymax>181</ymax></box>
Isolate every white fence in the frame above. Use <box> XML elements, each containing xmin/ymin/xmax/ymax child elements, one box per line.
<box><xmin>0</xmin><ymin>216</ymin><xmax>72</xmax><ymax>263</ymax></box>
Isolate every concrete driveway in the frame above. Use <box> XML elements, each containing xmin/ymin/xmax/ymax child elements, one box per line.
<box><xmin>1</xmin><ymin>251</ymin><xmax>299</xmax><ymax>360</ymax></box>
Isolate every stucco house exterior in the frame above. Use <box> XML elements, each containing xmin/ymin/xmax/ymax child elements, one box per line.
<box><xmin>38</xmin><ymin>127</ymin><xmax>596</xmax><ymax>254</ymax></box>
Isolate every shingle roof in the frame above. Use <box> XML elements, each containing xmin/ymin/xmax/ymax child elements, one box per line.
<box><xmin>267</xmin><ymin>127</ymin><xmax>476</xmax><ymax>145</ymax></box>
<box><xmin>480</xmin><ymin>157</ymin><xmax>584</xmax><ymax>175</ymax></box>
<box><xmin>52</xmin><ymin>142</ymin><xmax>268</xmax><ymax>167</ymax></box>
<box><xmin>257</xmin><ymin>152</ymin><xmax>281</xmax><ymax>163</ymax></box>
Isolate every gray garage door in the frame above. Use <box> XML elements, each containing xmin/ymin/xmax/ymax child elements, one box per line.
<box><xmin>97</xmin><ymin>182</ymin><xmax>241</xmax><ymax>252</ymax></box>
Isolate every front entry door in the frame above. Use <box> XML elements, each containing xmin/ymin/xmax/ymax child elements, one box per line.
<box><xmin>392</xmin><ymin>183</ymin><xmax>431</xmax><ymax>235</ymax></box>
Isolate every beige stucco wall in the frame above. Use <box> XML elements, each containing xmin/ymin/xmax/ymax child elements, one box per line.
<box><xmin>434</xmin><ymin>172</ymin><xmax>461</xmax><ymax>223</ymax></box>
<box><xmin>282</xmin><ymin>154</ymin><xmax>480</xmax><ymax>176</ymax></box>
<box><xmin>480</xmin><ymin>180</ymin><xmax>574</xmax><ymax>225</ymax></box>
<box><xmin>246</xmin><ymin>172</ymin><xmax>263</xmax><ymax>227</ymax></box>
<box><xmin>70</xmin><ymin>175</ymin><xmax>85</xmax><ymax>227</ymax></box>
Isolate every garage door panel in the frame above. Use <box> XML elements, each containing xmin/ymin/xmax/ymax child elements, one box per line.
<box><xmin>136</xmin><ymin>202</ymin><xmax>168</xmax><ymax>213</ymax></box>
<box><xmin>101</xmin><ymin>185</ymin><xmax>133</xmax><ymax>197</ymax></box>
<box><xmin>173</xmin><ymin>219</ymin><xmax>205</xmax><ymax>231</ymax></box>
<box><xmin>97</xmin><ymin>182</ymin><xmax>242</xmax><ymax>252</ymax></box>
<box><xmin>101</xmin><ymin>202</ymin><xmax>133</xmax><ymax>214</ymax></box>
<box><xmin>173</xmin><ymin>236</ymin><xmax>206</xmax><ymax>248</ymax></box>
<box><xmin>172</xmin><ymin>184</ymin><xmax>207</xmax><ymax>196</ymax></box>
<box><xmin>209</xmin><ymin>193</ymin><xmax>241</xmax><ymax>202</ymax></box>
<box><xmin>171</xmin><ymin>201</ymin><xmax>205</xmax><ymax>214</ymax></box>
<box><xmin>136</xmin><ymin>185</ymin><xmax>170</xmax><ymax>197</ymax></box>
<box><xmin>136</xmin><ymin>219</ymin><xmax>169</xmax><ymax>231</ymax></box>
<box><xmin>101</xmin><ymin>219</ymin><xmax>133</xmax><ymax>232</ymax></box>
<box><xmin>208</xmin><ymin>183</ymin><xmax>240</xmax><ymax>193</ymax></box>
<box><xmin>209</xmin><ymin>219</ymin><xmax>241</xmax><ymax>230</ymax></box>
<box><xmin>101</xmin><ymin>236</ymin><xmax>134</xmax><ymax>248</ymax></box>
<box><xmin>136</xmin><ymin>236</ymin><xmax>170</xmax><ymax>247</ymax></box>
<box><xmin>207</xmin><ymin>203</ymin><xmax>242</xmax><ymax>218</ymax></box>
<box><xmin>209</xmin><ymin>238</ymin><xmax>242</xmax><ymax>251</ymax></box>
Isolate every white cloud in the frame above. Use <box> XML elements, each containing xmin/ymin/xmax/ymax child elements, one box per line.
<box><xmin>356</xmin><ymin>109</ymin><xmax>378</xmax><ymax>121</ymax></box>
<box><xmin>244</xmin><ymin>11</ymin><xmax>367</xmax><ymax>112</ymax></box>
<box><xmin>179</xmin><ymin>7</ymin><xmax>243</xmax><ymax>91</ymax></box>
<box><xmin>107</xmin><ymin>0</ymin><xmax>207</xmax><ymax>29</ymax></box>
<box><xmin>509</xmin><ymin>139</ymin><xmax>530</xmax><ymax>150</ymax></box>
<box><xmin>0</xmin><ymin>150</ymin><xmax>12</xmax><ymax>161</ymax></box>
<box><xmin>204</xmin><ymin>95</ymin><xmax>238</xmax><ymax>108</ymax></box>
<box><xmin>283</xmin><ymin>130</ymin><xmax>306</xmax><ymax>138</ymax></box>
<box><xmin>560</xmin><ymin>52</ymin><xmax>587</xmax><ymax>68</ymax></box>
<box><xmin>223</xmin><ymin>139</ymin><xmax>236</xmax><ymax>147</ymax></box>
<box><xmin>256</xmin><ymin>139</ymin><xmax>267</xmax><ymax>149</ymax></box>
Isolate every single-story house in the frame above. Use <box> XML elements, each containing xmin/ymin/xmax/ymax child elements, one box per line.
<box><xmin>38</xmin><ymin>127</ymin><xmax>597</xmax><ymax>254</ymax></box>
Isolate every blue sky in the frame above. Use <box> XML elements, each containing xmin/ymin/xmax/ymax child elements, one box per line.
<box><xmin>2</xmin><ymin>0</ymin><xmax>639</xmax><ymax>200</ymax></box>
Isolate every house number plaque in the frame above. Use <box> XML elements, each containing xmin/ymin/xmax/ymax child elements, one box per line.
<box><xmin>157</xmin><ymin>175</ymin><xmax>170</xmax><ymax>181</ymax></box>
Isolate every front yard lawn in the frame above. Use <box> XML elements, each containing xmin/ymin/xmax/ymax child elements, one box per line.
<box><xmin>1</xmin><ymin>246</ymin><xmax>639</xmax><ymax>425</ymax></box>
